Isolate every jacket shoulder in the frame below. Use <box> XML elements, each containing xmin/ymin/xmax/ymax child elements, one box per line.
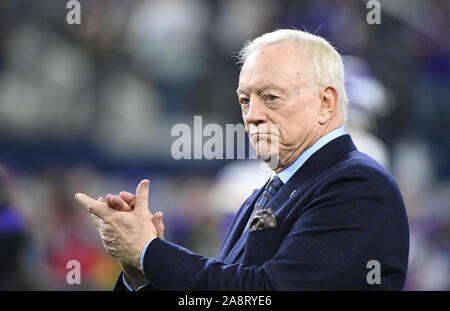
<box><xmin>329</xmin><ymin>149</ymin><xmax>397</xmax><ymax>185</ymax></box>
<box><xmin>315</xmin><ymin>149</ymin><xmax>407</xmax><ymax>219</ymax></box>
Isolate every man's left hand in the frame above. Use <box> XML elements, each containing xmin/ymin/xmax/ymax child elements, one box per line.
<box><xmin>75</xmin><ymin>179</ymin><xmax>157</xmax><ymax>271</ymax></box>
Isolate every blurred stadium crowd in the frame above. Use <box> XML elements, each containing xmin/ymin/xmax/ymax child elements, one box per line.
<box><xmin>0</xmin><ymin>0</ymin><xmax>449</xmax><ymax>290</ymax></box>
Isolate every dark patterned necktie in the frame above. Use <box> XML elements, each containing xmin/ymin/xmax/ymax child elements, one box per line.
<box><xmin>255</xmin><ymin>175</ymin><xmax>283</xmax><ymax>209</ymax></box>
<box><xmin>246</xmin><ymin>175</ymin><xmax>284</xmax><ymax>231</ymax></box>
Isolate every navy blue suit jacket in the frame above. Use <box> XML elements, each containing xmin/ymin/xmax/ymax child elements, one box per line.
<box><xmin>114</xmin><ymin>134</ymin><xmax>409</xmax><ymax>290</ymax></box>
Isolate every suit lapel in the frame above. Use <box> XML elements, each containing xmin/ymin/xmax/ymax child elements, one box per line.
<box><xmin>223</xmin><ymin>228</ymin><xmax>249</xmax><ymax>264</ymax></box>
<box><xmin>216</xmin><ymin>187</ymin><xmax>263</xmax><ymax>261</ymax></box>
<box><xmin>262</xmin><ymin>182</ymin><xmax>294</xmax><ymax>214</ymax></box>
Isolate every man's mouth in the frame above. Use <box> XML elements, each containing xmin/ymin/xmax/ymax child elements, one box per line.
<box><xmin>250</xmin><ymin>133</ymin><xmax>268</xmax><ymax>142</ymax></box>
<box><xmin>250</xmin><ymin>132</ymin><xmax>266</xmax><ymax>137</ymax></box>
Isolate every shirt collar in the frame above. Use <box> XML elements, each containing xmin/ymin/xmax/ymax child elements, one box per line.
<box><xmin>271</xmin><ymin>126</ymin><xmax>346</xmax><ymax>184</ymax></box>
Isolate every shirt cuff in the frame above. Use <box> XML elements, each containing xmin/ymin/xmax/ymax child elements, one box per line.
<box><xmin>140</xmin><ymin>237</ymin><xmax>155</xmax><ymax>270</ymax></box>
<box><xmin>122</xmin><ymin>273</ymin><xmax>134</xmax><ymax>291</ymax></box>
<box><xmin>122</xmin><ymin>273</ymin><xmax>150</xmax><ymax>291</ymax></box>
<box><xmin>122</xmin><ymin>237</ymin><xmax>155</xmax><ymax>291</ymax></box>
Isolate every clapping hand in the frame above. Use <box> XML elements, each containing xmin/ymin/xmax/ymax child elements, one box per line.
<box><xmin>75</xmin><ymin>180</ymin><xmax>163</xmax><ymax>272</ymax></box>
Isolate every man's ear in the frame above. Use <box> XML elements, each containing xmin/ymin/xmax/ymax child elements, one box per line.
<box><xmin>318</xmin><ymin>86</ymin><xmax>339</xmax><ymax>124</ymax></box>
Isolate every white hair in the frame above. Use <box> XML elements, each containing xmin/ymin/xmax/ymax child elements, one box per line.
<box><xmin>238</xmin><ymin>29</ymin><xmax>348</xmax><ymax>117</ymax></box>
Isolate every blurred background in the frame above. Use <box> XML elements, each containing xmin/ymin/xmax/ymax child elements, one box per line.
<box><xmin>0</xmin><ymin>0</ymin><xmax>449</xmax><ymax>290</ymax></box>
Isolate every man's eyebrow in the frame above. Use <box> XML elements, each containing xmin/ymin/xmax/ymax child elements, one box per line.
<box><xmin>236</xmin><ymin>85</ymin><xmax>286</xmax><ymax>96</ymax></box>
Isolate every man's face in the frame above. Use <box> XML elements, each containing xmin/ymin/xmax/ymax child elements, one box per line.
<box><xmin>237</xmin><ymin>42</ymin><xmax>321</xmax><ymax>171</ymax></box>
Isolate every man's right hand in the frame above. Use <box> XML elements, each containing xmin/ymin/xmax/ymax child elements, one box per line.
<box><xmin>94</xmin><ymin>194</ymin><xmax>165</xmax><ymax>290</ymax></box>
<box><xmin>103</xmin><ymin>192</ymin><xmax>165</xmax><ymax>240</ymax></box>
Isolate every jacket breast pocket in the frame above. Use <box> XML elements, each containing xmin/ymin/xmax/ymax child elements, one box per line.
<box><xmin>242</xmin><ymin>225</ymin><xmax>284</xmax><ymax>266</ymax></box>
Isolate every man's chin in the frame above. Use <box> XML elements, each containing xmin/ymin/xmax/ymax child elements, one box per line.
<box><xmin>258</xmin><ymin>152</ymin><xmax>280</xmax><ymax>170</ymax></box>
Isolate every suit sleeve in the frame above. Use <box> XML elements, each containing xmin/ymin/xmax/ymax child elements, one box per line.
<box><xmin>141</xmin><ymin>167</ymin><xmax>406</xmax><ymax>290</ymax></box>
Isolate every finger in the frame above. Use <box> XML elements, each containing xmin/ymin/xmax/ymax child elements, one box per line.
<box><xmin>75</xmin><ymin>193</ymin><xmax>112</xmax><ymax>219</ymax></box>
<box><xmin>106</xmin><ymin>194</ymin><xmax>114</xmax><ymax>208</ymax></box>
<box><xmin>119</xmin><ymin>191</ymin><xmax>136</xmax><ymax>208</ymax></box>
<box><xmin>91</xmin><ymin>213</ymin><xmax>102</xmax><ymax>227</ymax></box>
<box><xmin>111</xmin><ymin>195</ymin><xmax>132</xmax><ymax>212</ymax></box>
<box><xmin>105</xmin><ymin>193</ymin><xmax>131</xmax><ymax>211</ymax></box>
<box><xmin>152</xmin><ymin>211</ymin><xmax>164</xmax><ymax>240</ymax></box>
<box><xmin>92</xmin><ymin>198</ymin><xmax>104</xmax><ymax>226</ymax></box>
<box><xmin>91</xmin><ymin>196</ymin><xmax>106</xmax><ymax>217</ymax></box>
<box><xmin>134</xmin><ymin>179</ymin><xmax>151</xmax><ymax>214</ymax></box>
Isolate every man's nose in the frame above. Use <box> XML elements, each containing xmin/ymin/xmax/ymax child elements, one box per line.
<box><xmin>243</xmin><ymin>96</ymin><xmax>267</xmax><ymax>126</ymax></box>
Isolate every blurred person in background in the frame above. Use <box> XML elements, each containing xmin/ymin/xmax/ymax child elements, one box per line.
<box><xmin>75</xmin><ymin>29</ymin><xmax>409</xmax><ymax>290</ymax></box>
<box><xmin>0</xmin><ymin>164</ymin><xmax>29</xmax><ymax>290</ymax></box>
<box><xmin>343</xmin><ymin>55</ymin><xmax>391</xmax><ymax>170</ymax></box>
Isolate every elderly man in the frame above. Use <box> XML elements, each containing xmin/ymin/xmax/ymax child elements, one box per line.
<box><xmin>75</xmin><ymin>29</ymin><xmax>409</xmax><ymax>290</ymax></box>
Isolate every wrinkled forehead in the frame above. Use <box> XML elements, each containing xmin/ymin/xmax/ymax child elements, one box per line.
<box><xmin>238</xmin><ymin>42</ymin><xmax>310</xmax><ymax>90</ymax></box>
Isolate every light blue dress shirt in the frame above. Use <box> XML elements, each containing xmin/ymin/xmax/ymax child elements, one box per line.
<box><xmin>273</xmin><ymin>126</ymin><xmax>346</xmax><ymax>183</ymax></box>
<box><xmin>123</xmin><ymin>126</ymin><xmax>346</xmax><ymax>290</ymax></box>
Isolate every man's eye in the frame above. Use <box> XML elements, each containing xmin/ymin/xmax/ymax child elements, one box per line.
<box><xmin>264</xmin><ymin>95</ymin><xmax>278</xmax><ymax>101</ymax></box>
<box><xmin>239</xmin><ymin>98</ymin><xmax>249</xmax><ymax>105</ymax></box>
